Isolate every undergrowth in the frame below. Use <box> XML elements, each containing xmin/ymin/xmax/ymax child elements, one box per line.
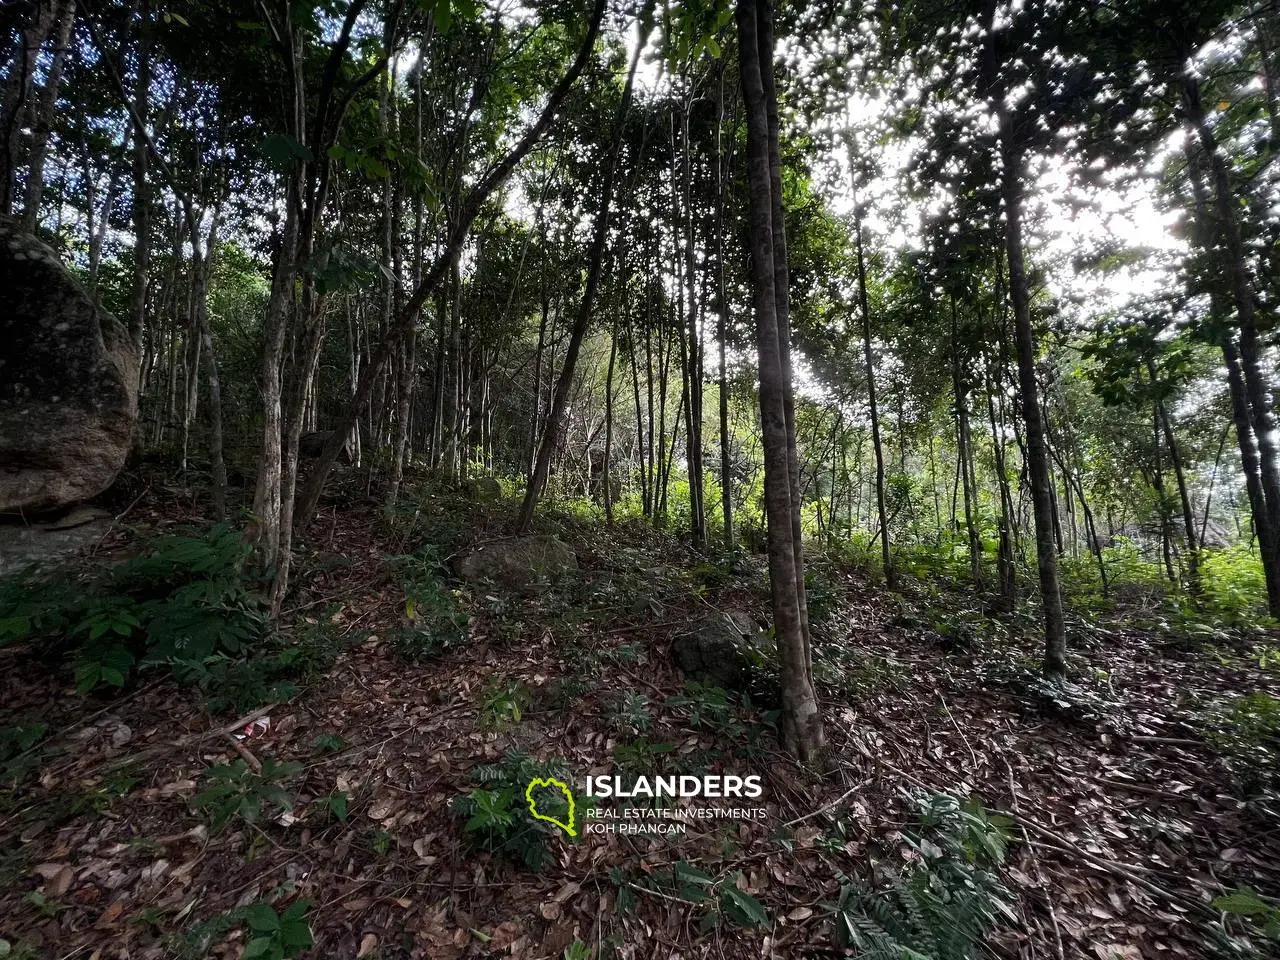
<box><xmin>828</xmin><ymin>791</ymin><xmax>1016</xmax><ymax>958</ymax></box>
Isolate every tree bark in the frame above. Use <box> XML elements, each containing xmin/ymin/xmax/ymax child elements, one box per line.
<box><xmin>852</xmin><ymin>205</ymin><xmax>893</xmax><ymax>586</ymax></box>
<box><xmin>517</xmin><ymin>9</ymin><xmax>649</xmax><ymax>531</ymax></box>
<box><xmin>997</xmin><ymin>107</ymin><xmax>1066</xmax><ymax>676</ymax></box>
<box><xmin>737</xmin><ymin>0</ymin><xmax>823</xmax><ymax>761</ymax></box>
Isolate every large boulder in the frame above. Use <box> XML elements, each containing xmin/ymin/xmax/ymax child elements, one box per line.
<box><xmin>455</xmin><ymin>535</ymin><xmax>578</xmax><ymax>590</ymax></box>
<box><xmin>672</xmin><ymin>609</ymin><xmax>772</xmax><ymax>692</ymax></box>
<box><xmin>0</xmin><ymin>221</ymin><xmax>138</xmax><ymax>516</ymax></box>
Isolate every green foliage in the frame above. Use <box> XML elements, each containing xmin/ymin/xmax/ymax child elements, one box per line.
<box><xmin>0</xmin><ymin>525</ymin><xmax>280</xmax><ymax>701</ymax></box>
<box><xmin>1204</xmin><ymin>691</ymin><xmax>1280</xmax><ymax>790</ymax></box>
<box><xmin>478</xmin><ymin>678</ymin><xmax>531</xmax><ymax>730</ymax></box>
<box><xmin>451</xmin><ymin>750</ymin><xmax>574</xmax><ymax>871</ymax></box>
<box><xmin>1199</xmin><ymin>546</ymin><xmax>1271</xmax><ymax>625</ymax></box>
<box><xmin>640</xmin><ymin>862</ymin><xmax>770</xmax><ymax>931</ymax></box>
<box><xmin>1213</xmin><ymin>887</ymin><xmax>1280</xmax><ymax>944</ymax></box>
<box><xmin>829</xmin><ymin>792</ymin><xmax>1015</xmax><ymax>959</ymax></box>
<box><xmin>608</xmin><ymin>692</ymin><xmax>652</xmax><ymax>734</ymax></box>
<box><xmin>665</xmin><ymin>682</ymin><xmax>747</xmax><ymax>739</ymax></box>
<box><xmin>191</xmin><ymin>759</ymin><xmax>302</xmax><ymax>834</ymax></box>
<box><xmin>0</xmin><ymin>721</ymin><xmax>48</xmax><ymax>787</ymax></box>
<box><xmin>240</xmin><ymin>901</ymin><xmax>313</xmax><ymax>960</ymax></box>
<box><xmin>179</xmin><ymin>900</ymin><xmax>312</xmax><ymax>960</ymax></box>
<box><xmin>612</xmin><ymin>738</ymin><xmax>676</xmax><ymax>778</ymax></box>
<box><xmin>389</xmin><ymin>557</ymin><xmax>467</xmax><ymax>661</ymax></box>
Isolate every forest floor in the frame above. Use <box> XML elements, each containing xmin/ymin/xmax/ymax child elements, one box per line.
<box><xmin>1</xmin><ymin>477</ymin><xmax>1279</xmax><ymax>959</ymax></box>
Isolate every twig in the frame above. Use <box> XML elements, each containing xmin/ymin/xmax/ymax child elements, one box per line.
<box><xmin>227</xmin><ymin>735</ymin><xmax>262</xmax><ymax>773</ymax></box>
<box><xmin>784</xmin><ymin>781</ymin><xmax>868</xmax><ymax>828</ymax></box>
<box><xmin>626</xmin><ymin>882</ymin><xmax>700</xmax><ymax>908</ymax></box>
<box><xmin>939</xmin><ymin>693</ymin><xmax>979</xmax><ymax>770</ymax></box>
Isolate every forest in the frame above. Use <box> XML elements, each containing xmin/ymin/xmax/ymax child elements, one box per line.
<box><xmin>2</xmin><ymin>0</ymin><xmax>1280</xmax><ymax>956</ymax></box>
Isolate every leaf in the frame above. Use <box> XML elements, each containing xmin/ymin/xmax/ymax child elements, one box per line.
<box><xmin>245</xmin><ymin>903</ymin><xmax>281</xmax><ymax>933</ymax></box>
<box><xmin>328</xmin><ymin>791</ymin><xmax>349</xmax><ymax>821</ymax></box>
<box><xmin>719</xmin><ymin>885</ymin><xmax>768</xmax><ymax>928</ymax></box>
<box><xmin>1213</xmin><ymin>888</ymin><xmax>1273</xmax><ymax>918</ymax></box>
<box><xmin>261</xmin><ymin>133</ymin><xmax>314</xmax><ymax>169</ymax></box>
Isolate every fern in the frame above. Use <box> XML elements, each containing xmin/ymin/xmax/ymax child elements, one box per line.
<box><xmin>830</xmin><ymin>792</ymin><xmax>1015</xmax><ymax>959</ymax></box>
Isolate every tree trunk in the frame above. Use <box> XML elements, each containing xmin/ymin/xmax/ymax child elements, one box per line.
<box><xmin>852</xmin><ymin>206</ymin><xmax>893</xmax><ymax>586</ymax></box>
<box><xmin>518</xmin><ymin>12</ymin><xmax>649</xmax><ymax>531</ymax></box>
<box><xmin>299</xmin><ymin>0</ymin><xmax>606</xmax><ymax>533</ymax></box>
<box><xmin>997</xmin><ymin>105</ymin><xmax>1066</xmax><ymax>676</ymax></box>
<box><xmin>21</xmin><ymin>0</ymin><xmax>75</xmax><ymax>231</ymax></box>
<box><xmin>737</xmin><ymin>0</ymin><xmax>822</xmax><ymax>761</ymax></box>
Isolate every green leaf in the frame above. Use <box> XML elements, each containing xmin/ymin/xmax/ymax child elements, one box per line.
<box><xmin>261</xmin><ymin>133</ymin><xmax>314</xmax><ymax>169</ymax></box>
<box><xmin>1213</xmin><ymin>887</ymin><xmax>1273</xmax><ymax>918</ymax></box>
<box><xmin>327</xmin><ymin>791</ymin><xmax>349</xmax><ymax>821</ymax></box>
<box><xmin>245</xmin><ymin>903</ymin><xmax>281</xmax><ymax>933</ymax></box>
<box><xmin>719</xmin><ymin>884</ymin><xmax>768</xmax><ymax>928</ymax></box>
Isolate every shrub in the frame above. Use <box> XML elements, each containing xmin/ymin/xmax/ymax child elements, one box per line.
<box><xmin>829</xmin><ymin>792</ymin><xmax>1015</xmax><ymax>959</ymax></box>
<box><xmin>0</xmin><ymin>526</ymin><xmax>352</xmax><ymax>712</ymax></box>
<box><xmin>451</xmin><ymin>751</ymin><xmax>574</xmax><ymax>871</ymax></box>
<box><xmin>0</xmin><ymin>524</ymin><xmax>269</xmax><ymax>693</ymax></box>
<box><xmin>191</xmin><ymin>758</ymin><xmax>302</xmax><ymax>833</ymax></box>
<box><xmin>1204</xmin><ymin>691</ymin><xmax>1280</xmax><ymax>790</ymax></box>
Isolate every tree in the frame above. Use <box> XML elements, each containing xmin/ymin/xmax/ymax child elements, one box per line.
<box><xmin>737</xmin><ymin>0</ymin><xmax>823</xmax><ymax>761</ymax></box>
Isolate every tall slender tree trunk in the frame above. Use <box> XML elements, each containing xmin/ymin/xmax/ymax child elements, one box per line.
<box><xmin>737</xmin><ymin>0</ymin><xmax>822</xmax><ymax>761</ymax></box>
<box><xmin>997</xmin><ymin>108</ymin><xmax>1066</xmax><ymax>675</ymax></box>
<box><xmin>1184</xmin><ymin>136</ymin><xmax>1280</xmax><ymax>614</ymax></box>
<box><xmin>852</xmin><ymin>206</ymin><xmax>893</xmax><ymax>586</ymax></box>
<box><xmin>1182</xmin><ymin>76</ymin><xmax>1280</xmax><ymax>552</ymax></box>
<box><xmin>518</xmin><ymin>13</ymin><xmax>650</xmax><ymax>531</ymax></box>
<box><xmin>714</xmin><ymin>80</ymin><xmax>735</xmax><ymax>549</ymax></box>
<box><xmin>21</xmin><ymin>0</ymin><xmax>75</xmax><ymax>231</ymax></box>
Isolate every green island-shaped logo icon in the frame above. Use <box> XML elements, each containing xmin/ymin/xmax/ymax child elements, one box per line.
<box><xmin>525</xmin><ymin>777</ymin><xmax>576</xmax><ymax>837</ymax></box>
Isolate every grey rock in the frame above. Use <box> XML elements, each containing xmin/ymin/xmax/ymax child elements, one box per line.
<box><xmin>0</xmin><ymin>509</ymin><xmax>114</xmax><ymax>575</ymax></box>
<box><xmin>0</xmin><ymin>220</ymin><xmax>138</xmax><ymax>515</ymax></box>
<box><xmin>672</xmin><ymin>609</ymin><xmax>772</xmax><ymax>692</ymax></box>
<box><xmin>455</xmin><ymin>535</ymin><xmax>578</xmax><ymax>590</ymax></box>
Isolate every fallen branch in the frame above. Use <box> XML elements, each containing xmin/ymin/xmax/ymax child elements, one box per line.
<box><xmin>785</xmin><ymin>780</ymin><xmax>868</xmax><ymax>828</ymax></box>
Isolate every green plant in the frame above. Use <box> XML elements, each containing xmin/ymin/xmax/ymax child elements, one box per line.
<box><xmin>24</xmin><ymin>890</ymin><xmax>66</xmax><ymax>919</ymax></box>
<box><xmin>609</xmin><ymin>693</ymin><xmax>652</xmax><ymax>734</ymax></box>
<box><xmin>388</xmin><ymin>560</ymin><xmax>467</xmax><ymax>661</ymax></box>
<box><xmin>1204</xmin><ymin>691</ymin><xmax>1280</xmax><ymax>790</ymax></box>
<box><xmin>1213</xmin><ymin>887</ymin><xmax>1280</xmax><ymax>945</ymax></box>
<box><xmin>665</xmin><ymin>682</ymin><xmax>746</xmax><ymax>739</ymax></box>
<box><xmin>478</xmin><ymin>678</ymin><xmax>531</xmax><ymax>730</ymax></box>
<box><xmin>0</xmin><ymin>721</ymin><xmax>48</xmax><ymax>786</ymax></box>
<box><xmin>181</xmin><ymin>900</ymin><xmax>312</xmax><ymax>960</ymax></box>
<box><xmin>312</xmin><ymin>733</ymin><xmax>345</xmax><ymax>753</ymax></box>
<box><xmin>191</xmin><ymin>758</ymin><xmax>302</xmax><ymax>833</ymax></box>
<box><xmin>828</xmin><ymin>792</ymin><xmax>1015</xmax><ymax>959</ymax></box>
<box><xmin>639</xmin><ymin>862</ymin><xmax>769</xmax><ymax>932</ymax></box>
<box><xmin>612</xmin><ymin>738</ymin><xmax>676</xmax><ymax>777</ymax></box>
<box><xmin>562</xmin><ymin>941</ymin><xmax>592</xmax><ymax>960</ymax></box>
<box><xmin>451</xmin><ymin>751</ymin><xmax>574</xmax><ymax>871</ymax></box>
<box><xmin>0</xmin><ymin>525</ymin><xmax>282</xmax><ymax>705</ymax></box>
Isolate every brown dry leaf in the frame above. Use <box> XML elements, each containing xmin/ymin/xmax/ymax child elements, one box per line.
<box><xmin>551</xmin><ymin>881</ymin><xmax>580</xmax><ymax>903</ymax></box>
<box><xmin>539</xmin><ymin>901</ymin><xmax>562</xmax><ymax>920</ymax></box>
<box><xmin>786</xmin><ymin>907</ymin><xmax>813</xmax><ymax>921</ymax></box>
<box><xmin>356</xmin><ymin>933</ymin><xmax>378</xmax><ymax>958</ymax></box>
<box><xmin>34</xmin><ymin>862</ymin><xmax>73</xmax><ymax>897</ymax></box>
<box><xmin>95</xmin><ymin>900</ymin><xmax>124</xmax><ymax>928</ymax></box>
